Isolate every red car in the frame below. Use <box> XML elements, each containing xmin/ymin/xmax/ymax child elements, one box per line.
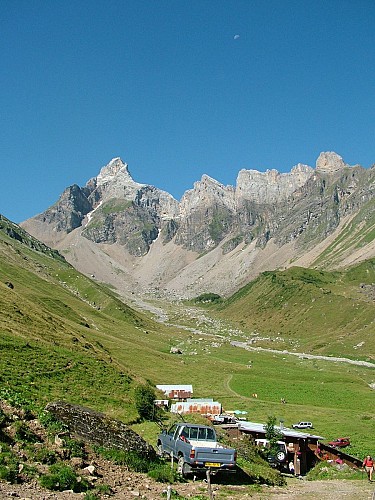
<box><xmin>328</xmin><ymin>437</ymin><xmax>350</xmax><ymax>448</ymax></box>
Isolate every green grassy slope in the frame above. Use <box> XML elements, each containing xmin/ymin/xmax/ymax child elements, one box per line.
<box><xmin>214</xmin><ymin>263</ymin><xmax>375</xmax><ymax>359</ymax></box>
<box><xmin>0</xmin><ymin>215</ymin><xmax>187</xmax><ymax>421</ymax></box>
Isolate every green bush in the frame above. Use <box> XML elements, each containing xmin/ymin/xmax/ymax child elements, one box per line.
<box><xmin>193</xmin><ymin>293</ymin><xmax>222</xmax><ymax>304</ymax></box>
<box><xmin>95</xmin><ymin>446</ymin><xmax>151</xmax><ymax>472</ymax></box>
<box><xmin>64</xmin><ymin>437</ymin><xmax>86</xmax><ymax>458</ymax></box>
<box><xmin>20</xmin><ymin>464</ymin><xmax>39</xmax><ymax>479</ymax></box>
<box><xmin>134</xmin><ymin>383</ymin><xmax>157</xmax><ymax>421</ymax></box>
<box><xmin>0</xmin><ymin>446</ymin><xmax>19</xmax><ymax>483</ymax></box>
<box><xmin>148</xmin><ymin>463</ymin><xmax>180</xmax><ymax>483</ymax></box>
<box><xmin>14</xmin><ymin>421</ymin><xmax>39</xmax><ymax>443</ymax></box>
<box><xmin>94</xmin><ymin>484</ymin><xmax>112</xmax><ymax>494</ymax></box>
<box><xmin>38</xmin><ymin>410</ymin><xmax>67</xmax><ymax>435</ymax></box>
<box><xmin>84</xmin><ymin>493</ymin><xmax>100</xmax><ymax>500</ymax></box>
<box><xmin>32</xmin><ymin>446</ymin><xmax>58</xmax><ymax>465</ymax></box>
<box><xmin>39</xmin><ymin>462</ymin><xmax>89</xmax><ymax>492</ymax></box>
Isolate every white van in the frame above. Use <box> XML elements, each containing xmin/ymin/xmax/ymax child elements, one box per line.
<box><xmin>292</xmin><ymin>421</ymin><xmax>313</xmax><ymax>429</ymax></box>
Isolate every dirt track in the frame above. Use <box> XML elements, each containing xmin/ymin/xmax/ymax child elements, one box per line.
<box><xmin>0</xmin><ymin>476</ymin><xmax>374</xmax><ymax>499</ymax></box>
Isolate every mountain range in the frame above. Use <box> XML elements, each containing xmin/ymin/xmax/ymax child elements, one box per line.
<box><xmin>21</xmin><ymin>151</ymin><xmax>375</xmax><ymax>299</ymax></box>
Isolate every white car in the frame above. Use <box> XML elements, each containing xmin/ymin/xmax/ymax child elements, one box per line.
<box><xmin>292</xmin><ymin>421</ymin><xmax>313</xmax><ymax>429</ymax></box>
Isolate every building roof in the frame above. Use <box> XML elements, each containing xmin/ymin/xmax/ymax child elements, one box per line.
<box><xmin>156</xmin><ymin>384</ymin><xmax>193</xmax><ymax>392</ymax></box>
<box><xmin>239</xmin><ymin>421</ymin><xmax>325</xmax><ymax>440</ymax></box>
<box><xmin>186</xmin><ymin>398</ymin><xmax>213</xmax><ymax>403</ymax></box>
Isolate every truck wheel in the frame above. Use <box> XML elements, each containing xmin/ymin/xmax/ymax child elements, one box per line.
<box><xmin>276</xmin><ymin>451</ymin><xmax>286</xmax><ymax>462</ymax></box>
<box><xmin>177</xmin><ymin>456</ymin><xmax>190</xmax><ymax>479</ymax></box>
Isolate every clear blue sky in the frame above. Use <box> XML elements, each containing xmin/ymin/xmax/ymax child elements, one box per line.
<box><xmin>1</xmin><ymin>0</ymin><xmax>375</xmax><ymax>223</ymax></box>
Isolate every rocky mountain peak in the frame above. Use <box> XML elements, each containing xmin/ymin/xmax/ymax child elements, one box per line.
<box><xmin>179</xmin><ymin>174</ymin><xmax>236</xmax><ymax>216</ymax></box>
<box><xmin>316</xmin><ymin>151</ymin><xmax>347</xmax><ymax>173</ymax></box>
<box><xmin>90</xmin><ymin>157</ymin><xmax>145</xmax><ymax>203</ymax></box>
<box><xmin>96</xmin><ymin>157</ymin><xmax>134</xmax><ymax>186</ymax></box>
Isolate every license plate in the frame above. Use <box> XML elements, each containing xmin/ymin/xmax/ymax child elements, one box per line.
<box><xmin>205</xmin><ymin>462</ymin><xmax>220</xmax><ymax>467</ymax></box>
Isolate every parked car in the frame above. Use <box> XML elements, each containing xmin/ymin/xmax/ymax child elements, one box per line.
<box><xmin>292</xmin><ymin>421</ymin><xmax>313</xmax><ymax>429</ymax></box>
<box><xmin>212</xmin><ymin>414</ymin><xmax>237</xmax><ymax>425</ymax></box>
<box><xmin>255</xmin><ymin>439</ymin><xmax>288</xmax><ymax>471</ymax></box>
<box><xmin>328</xmin><ymin>437</ymin><xmax>350</xmax><ymax>448</ymax></box>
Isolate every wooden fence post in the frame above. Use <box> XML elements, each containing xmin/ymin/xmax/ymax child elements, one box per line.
<box><xmin>206</xmin><ymin>469</ymin><xmax>214</xmax><ymax>499</ymax></box>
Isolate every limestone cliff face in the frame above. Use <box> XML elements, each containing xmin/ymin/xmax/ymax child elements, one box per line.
<box><xmin>175</xmin><ymin>175</ymin><xmax>236</xmax><ymax>252</ymax></box>
<box><xmin>236</xmin><ymin>163</ymin><xmax>314</xmax><ymax>204</ymax></box>
<box><xmin>21</xmin><ymin>152</ymin><xmax>375</xmax><ymax>296</ymax></box>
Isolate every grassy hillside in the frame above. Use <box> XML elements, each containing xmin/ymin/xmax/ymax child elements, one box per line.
<box><xmin>213</xmin><ymin>263</ymin><xmax>375</xmax><ymax>360</ymax></box>
<box><xmin>0</xmin><ymin>215</ymin><xmax>188</xmax><ymax>421</ymax></box>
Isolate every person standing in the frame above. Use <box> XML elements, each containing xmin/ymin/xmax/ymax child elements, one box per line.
<box><xmin>362</xmin><ymin>455</ymin><xmax>374</xmax><ymax>481</ymax></box>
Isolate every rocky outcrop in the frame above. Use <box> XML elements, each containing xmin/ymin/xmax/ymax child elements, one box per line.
<box><xmin>33</xmin><ymin>184</ymin><xmax>93</xmax><ymax>234</ymax></box>
<box><xmin>236</xmin><ymin>163</ymin><xmax>314</xmax><ymax>204</ymax></box>
<box><xmin>315</xmin><ymin>151</ymin><xmax>347</xmax><ymax>173</ymax></box>
<box><xmin>175</xmin><ymin>175</ymin><xmax>236</xmax><ymax>252</ymax></box>
<box><xmin>46</xmin><ymin>401</ymin><xmax>156</xmax><ymax>459</ymax></box>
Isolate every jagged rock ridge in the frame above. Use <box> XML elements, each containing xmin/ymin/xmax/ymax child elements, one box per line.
<box><xmin>21</xmin><ymin>152</ymin><xmax>375</xmax><ymax>298</ymax></box>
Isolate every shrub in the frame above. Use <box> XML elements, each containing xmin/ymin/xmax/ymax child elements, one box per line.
<box><xmin>94</xmin><ymin>484</ymin><xmax>112</xmax><ymax>495</ymax></box>
<box><xmin>38</xmin><ymin>410</ymin><xmax>66</xmax><ymax>435</ymax></box>
<box><xmin>134</xmin><ymin>383</ymin><xmax>157</xmax><ymax>421</ymax></box>
<box><xmin>32</xmin><ymin>446</ymin><xmax>58</xmax><ymax>465</ymax></box>
<box><xmin>0</xmin><ymin>446</ymin><xmax>19</xmax><ymax>483</ymax></box>
<box><xmin>84</xmin><ymin>493</ymin><xmax>100</xmax><ymax>500</ymax></box>
<box><xmin>264</xmin><ymin>415</ymin><xmax>283</xmax><ymax>459</ymax></box>
<box><xmin>20</xmin><ymin>464</ymin><xmax>39</xmax><ymax>479</ymax></box>
<box><xmin>64</xmin><ymin>437</ymin><xmax>86</xmax><ymax>458</ymax></box>
<box><xmin>95</xmin><ymin>447</ymin><xmax>151</xmax><ymax>472</ymax></box>
<box><xmin>193</xmin><ymin>293</ymin><xmax>222</xmax><ymax>304</ymax></box>
<box><xmin>148</xmin><ymin>463</ymin><xmax>180</xmax><ymax>483</ymax></box>
<box><xmin>14</xmin><ymin>421</ymin><xmax>39</xmax><ymax>443</ymax></box>
<box><xmin>39</xmin><ymin>462</ymin><xmax>89</xmax><ymax>492</ymax></box>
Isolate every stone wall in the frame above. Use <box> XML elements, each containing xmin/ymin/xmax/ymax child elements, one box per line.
<box><xmin>46</xmin><ymin>401</ymin><xmax>156</xmax><ymax>459</ymax></box>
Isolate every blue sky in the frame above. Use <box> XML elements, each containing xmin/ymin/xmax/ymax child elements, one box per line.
<box><xmin>1</xmin><ymin>0</ymin><xmax>375</xmax><ymax>223</ymax></box>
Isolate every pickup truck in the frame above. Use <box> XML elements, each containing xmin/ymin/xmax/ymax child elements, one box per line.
<box><xmin>157</xmin><ymin>422</ymin><xmax>237</xmax><ymax>478</ymax></box>
<box><xmin>328</xmin><ymin>437</ymin><xmax>350</xmax><ymax>448</ymax></box>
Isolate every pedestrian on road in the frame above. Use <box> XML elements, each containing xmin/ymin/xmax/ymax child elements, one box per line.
<box><xmin>362</xmin><ymin>455</ymin><xmax>374</xmax><ymax>481</ymax></box>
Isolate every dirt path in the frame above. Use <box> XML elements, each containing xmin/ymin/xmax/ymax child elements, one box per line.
<box><xmin>0</xmin><ymin>477</ymin><xmax>374</xmax><ymax>499</ymax></box>
<box><xmin>256</xmin><ymin>478</ymin><xmax>375</xmax><ymax>499</ymax></box>
<box><xmin>231</xmin><ymin>342</ymin><xmax>375</xmax><ymax>369</ymax></box>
